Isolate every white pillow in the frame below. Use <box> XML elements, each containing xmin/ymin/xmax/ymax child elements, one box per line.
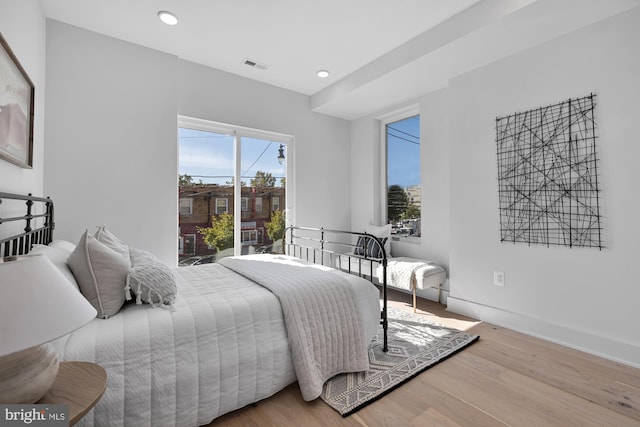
<box><xmin>29</xmin><ymin>244</ymin><xmax>80</xmax><ymax>291</ymax></box>
<box><xmin>67</xmin><ymin>230</ymin><xmax>130</xmax><ymax>319</ymax></box>
<box><xmin>126</xmin><ymin>248</ymin><xmax>177</xmax><ymax>308</ymax></box>
<box><xmin>94</xmin><ymin>225</ymin><xmax>129</xmax><ymax>256</ymax></box>
<box><xmin>365</xmin><ymin>223</ymin><xmax>392</xmax><ymax>257</ymax></box>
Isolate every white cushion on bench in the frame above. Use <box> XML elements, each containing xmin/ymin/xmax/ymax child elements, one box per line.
<box><xmin>414</xmin><ymin>263</ymin><xmax>447</xmax><ymax>290</ymax></box>
<box><xmin>335</xmin><ymin>255</ymin><xmax>446</xmax><ymax>291</ymax></box>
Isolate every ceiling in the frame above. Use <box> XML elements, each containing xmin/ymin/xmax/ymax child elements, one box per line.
<box><xmin>40</xmin><ymin>0</ymin><xmax>639</xmax><ymax>120</ymax></box>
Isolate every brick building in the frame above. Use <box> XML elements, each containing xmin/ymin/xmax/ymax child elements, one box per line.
<box><xmin>178</xmin><ymin>184</ymin><xmax>285</xmax><ymax>259</ymax></box>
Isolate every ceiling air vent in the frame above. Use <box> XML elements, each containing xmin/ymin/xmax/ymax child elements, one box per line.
<box><xmin>243</xmin><ymin>58</ymin><xmax>268</xmax><ymax>70</ymax></box>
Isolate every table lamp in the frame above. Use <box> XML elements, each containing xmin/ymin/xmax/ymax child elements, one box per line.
<box><xmin>0</xmin><ymin>255</ymin><xmax>97</xmax><ymax>403</ymax></box>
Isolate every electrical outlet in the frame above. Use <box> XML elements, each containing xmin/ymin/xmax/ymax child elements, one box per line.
<box><xmin>494</xmin><ymin>271</ymin><xmax>505</xmax><ymax>286</ymax></box>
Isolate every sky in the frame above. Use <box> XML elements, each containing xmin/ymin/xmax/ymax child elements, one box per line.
<box><xmin>387</xmin><ymin>115</ymin><xmax>420</xmax><ymax>188</ymax></box>
<box><xmin>179</xmin><ymin>127</ymin><xmax>286</xmax><ymax>186</ymax></box>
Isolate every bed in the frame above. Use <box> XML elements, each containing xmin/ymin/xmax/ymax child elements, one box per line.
<box><xmin>0</xmin><ymin>192</ymin><xmax>389</xmax><ymax>426</ymax></box>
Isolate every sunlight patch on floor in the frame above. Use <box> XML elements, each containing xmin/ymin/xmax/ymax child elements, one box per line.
<box><xmin>385</xmin><ymin>294</ymin><xmax>482</xmax><ymax>332</ymax></box>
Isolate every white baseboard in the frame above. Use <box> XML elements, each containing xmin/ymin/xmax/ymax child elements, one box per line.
<box><xmin>394</xmin><ymin>286</ymin><xmax>450</xmax><ymax>304</ymax></box>
<box><xmin>446</xmin><ymin>296</ymin><xmax>640</xmax><ymax>369</ymax></box>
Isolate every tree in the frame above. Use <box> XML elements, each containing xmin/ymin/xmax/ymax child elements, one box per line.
<box><xmin>264</xmin><ymin>211</ymin><xmax>286</xmax><ymax>253</ymax></box>
<box><xmin>387</xmin><ymin>185</ymin><xmax>408</xmax><ymax>222</ymax></box>
<box><xmin>179</xmin><ymin>174</ymin><xmax>204</xmax><ymax>186</ymax></box>
<box><xmin>279</xmin><ymin>177</ymin><xmax>286</xmax><ymax>188</ymax></box>
<box><xmin>179</xmin><ymin>174</ymin><xmax>194</xmax><ymax>186</ymax></box>
<box><xmin>265</xmin><ymin>209</ymin><xmax>285</xmax><ymax>242</ymax></box>
<box><xmin>251</xmin><ymin>171</ymin><xmax>275</xmax><ymax>187</ymax></box>
<box><xmin>197</xmin><ymin>212</ymin><xmax>234</xmax><ymax>251</ymax></box>
<box><xmin>225</xmin><ymin>177</ymin><xmax>246</xmax><ymax>187</ymax></box>
<box><xmin>403</xmin><ymin>202</ymin><xmax>420</xmax><ymax>220</ymax></box>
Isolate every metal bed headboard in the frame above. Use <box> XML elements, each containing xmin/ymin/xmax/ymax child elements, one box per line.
<box><xmin>285</xmin><ymin>225</ymin><xmax>388</xmax><ymax>352</ymax></box>
<box><xmin>0</xmin><ymin>192</ymin><xmax>54</xmax><ymax>258</ymax></box>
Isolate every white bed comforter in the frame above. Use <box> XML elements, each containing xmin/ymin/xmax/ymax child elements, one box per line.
<box><xmin>218</xmin><ymin>255</ymin><xmax>370</xmax><ymax>401</ymax></box>
<box><xmin>64</xmin><ymin>262</ymin><xmax>295</xmax><ymax>427</ymax></box>
<box><xmin>63</xmin><ymin>255</ymin><xmax>380</xmax><ymax>426</ymax></box>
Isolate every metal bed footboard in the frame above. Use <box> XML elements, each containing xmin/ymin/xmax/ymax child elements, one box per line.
<box><xmin>0</xmin><ymin>192</ymin><xmax>54</xmax><ymax>258</ymax></box>
<box><xmin>285</xmin><ymin>226</ymin><xmax>388</xmax><ymax>352</ymax></box>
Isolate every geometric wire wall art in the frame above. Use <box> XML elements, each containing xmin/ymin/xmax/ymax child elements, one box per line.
<box><xmin>495</xmin><ymin>93</ymin><xmax>603</xmax><ymax>249</ymax></box>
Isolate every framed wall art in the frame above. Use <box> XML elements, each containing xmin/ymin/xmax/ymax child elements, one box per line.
<box><xmin>0</xmin><ymin>32</ymin><xmax>34</xmax><ymax>169</ymax></box>
<box><xmin>495</xmin><ymin>93</ymin><xmax>603</xmax><ymax>249</ymax></box>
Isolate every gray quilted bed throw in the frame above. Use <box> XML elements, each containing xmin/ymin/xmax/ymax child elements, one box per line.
<box><xmin>218</xmin><ymin>254</ymin><xmax>369</xmax><ymax>400</ymax></box>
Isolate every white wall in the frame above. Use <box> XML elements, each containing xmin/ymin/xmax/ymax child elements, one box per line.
<box><xmin>44</xmin><ymin>21</ymin><xmax>179</xmax><ymax>264</ymax></box>
<box><xmin>415</xmin><ymin>88</ymin><xmax>451</xmax><ymax>270</ymax></box>
<box><xmin>0</xmin><ymin>0</ymin><xmax>46</xmax><ymax>198</ymax></box>
<box><xmin>447</xmin><ymin>8</ymin><xmax>640</xmax><ymax>367</ymax></box>
<box><xmin>44</xmin><ymin>21</ymin><xmax>350</xmax><ymax>266</ymax></box>
<box><xmin>349</xmin><ymin>115</ymin><xmax>379</xmax><ymax>229</ymax></box>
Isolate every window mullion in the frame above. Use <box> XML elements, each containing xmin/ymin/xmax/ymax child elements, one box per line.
<box><xmin>233</xmin><ymin>131</ymin><xmax>242</xmax><ymax>256</ymax></box>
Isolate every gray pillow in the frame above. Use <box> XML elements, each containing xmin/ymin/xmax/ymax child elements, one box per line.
<box><xmin>94</xmin><ymin>225</ymin><xmax>129</xmax><ymax>256</ymax></box>
<box><xmin>67</xmin><ymin>230</ymin><xmax>130</xmax><ymax>319</ymax></box>
<box><xmin>125</xmin><ymin>248</ymin><xmax>177</xmax><ymax>308</ymax></box>
<box><xmin>365</xmin><ymin>223</ymin><xmax>392</xmax><ymax>257</ymax></box>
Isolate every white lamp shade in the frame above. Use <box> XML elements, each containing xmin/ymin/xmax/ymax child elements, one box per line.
<box><xmin>0</xmin><ymin>255</ymin><xmax>97</xmax><ymax>357</ymax></box>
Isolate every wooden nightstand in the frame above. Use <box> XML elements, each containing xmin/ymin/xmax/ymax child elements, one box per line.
<box><xmin>38</xmin><ymin>361</ymin><xmax>107</xmax><ymax>426</ymax></box>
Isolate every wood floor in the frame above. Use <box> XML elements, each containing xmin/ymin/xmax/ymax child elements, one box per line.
<box><xmin>206</xmin><ymin>289</ymin><xmax>640</xmax><ymax>427</ymax></box>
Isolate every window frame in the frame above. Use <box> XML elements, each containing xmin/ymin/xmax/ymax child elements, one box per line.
<box><xmin>379</xmin><ymin>105</ymin><xmax>421</xmax><ymax>242</ymax></box>
<box><xmin>272</xmin><ymin>196</ymin><xmax>280</xmax><ymax>212</ymax></box>
<box><xmin>241</xmin><ymin>229</ymin><xmax>258</xmax><ymax>244</ymax></box>
<box><xmin>179</xmin><ymin>198</ymin><xmax>193</xmax><ymax>215</ymax></box>
<box><xmin>215</xmin><ymin>198</ymin><xmax>228</xmax><ymax>214</ymax></box>
<box><xmin>178</xmin><ymin>116</ymin><xmax>295</xmax><ymax>257</ymax></box>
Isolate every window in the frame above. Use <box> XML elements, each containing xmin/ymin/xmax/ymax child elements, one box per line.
<box><xmin>241</xmin><ymin>230</ymin><xmax>258</xmax><ymax>244</ymax></box>
<box><xmin>384</xmin><ymin>111</ymin><xmax>421</xmax><ymax>239</ymax></box>
<box><xmin>178</xmin><ymin>116</ymin><xmax>294</xmax><ymax>261</ymax></box>
<box><xmin>184</xmin><ymin>234</ymin><xmax>196</xmax><ymax>255</ymax></box>
<box><xmin>179</xmin><ymin>198</ymin><xmax>192</xmax><ymax>215</ymax></box>
<box><xmin>272</xmin><ymin>196</ymin><xmax>280</xmax><ymax>211</ymax></box>
<box><xmin>215</xmin><ymin>198</ymin><xmax>228</xmax><ymax>214</ymax></box>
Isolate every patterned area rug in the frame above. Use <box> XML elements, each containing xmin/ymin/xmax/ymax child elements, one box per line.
<box><xmin>320</xmin><ymin>307</ymin><xmax>479</xmax><ymax>416</ymax></box>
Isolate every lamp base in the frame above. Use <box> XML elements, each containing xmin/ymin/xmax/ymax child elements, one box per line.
<box><xmin>0</xmin><ymin>342</ymin><xmax>60</xmax><ymax>403</ymax></box>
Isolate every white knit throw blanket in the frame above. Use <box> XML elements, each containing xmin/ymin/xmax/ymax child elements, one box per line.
<box><xmin>379</xmin><ymin>257</ymin><xmax>430</xmax><ymax>291</ymax></box>
<box><xmin>218</xmin><ymin>255</ymin><xmax>369</xmax><ymax>401</ymax></box>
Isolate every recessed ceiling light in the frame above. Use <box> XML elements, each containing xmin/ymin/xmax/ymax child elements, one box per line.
<box><xmin>317</xmin><ymin>70</ymin><xmax>330</xmax><ymax>78</ymax></box>
<box><xmin>158</xmin><ymin>11</ymin><xmax>178</xmax><ymax>26</ymax></box>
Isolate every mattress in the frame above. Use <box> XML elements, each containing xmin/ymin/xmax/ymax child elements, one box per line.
<box><xmin>63</xmin><ymin>257</ymin><xmax>380</xmax><ymax>426</ymax></box>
